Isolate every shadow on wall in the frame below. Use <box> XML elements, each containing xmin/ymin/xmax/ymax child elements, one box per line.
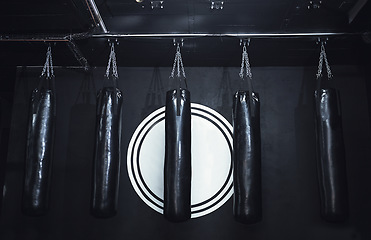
<box><xmin>216</xmin><ymin>68</ymin><xmax>234</xmax><ymax>122</ymax></box>
<box><xmin>64</xmin><ymin>71</ymin><xmax>96</xmax><ymax>220</ymax></box>
<box><xmin>0</xmin><ymin>67</ymin><xmax>16</xmax><ymax>215</ymax></box>
<box><xmin>141</xmin><ymin>67</ymin><xmax>165</xmax><ymax>119</ymax></box>
<box><xmin>293</xmin><ymin>67</ymin><xmax>319</xmax><ymax>228</ymax></box>
<box><xmin>1</xmin><ymin>66</ymin><xmax>371</xmax><ymax>240</ymax></box>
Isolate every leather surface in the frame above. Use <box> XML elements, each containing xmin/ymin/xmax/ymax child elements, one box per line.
<box><xmin>22</xmin><ymin>88</ymin><xmax>56</xmax><ymax>216</ymax></box>
<box><xmin>232</xmin><ymin>90</ymin><xmax>262</xmax><ymax>224</ymax></box>
<box><xmin>164</xmin><ymin>88</ymin><xmax>192</xmax><ymax>222</ymax></box>
<box><xmin>314</xmin><ymin>88</ymin><xmax>349</xmax><ymax>222</ymax></box>
<box><xmin>91</xmin><ymin>87</ymin><xmax>123</xmax><ymax>218</ymax></box>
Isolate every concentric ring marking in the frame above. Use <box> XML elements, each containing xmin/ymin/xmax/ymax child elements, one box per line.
<box><xmin>127</xmin><ymin>103</ymin><xmax>233</xmax><ymax>218</ymax></box>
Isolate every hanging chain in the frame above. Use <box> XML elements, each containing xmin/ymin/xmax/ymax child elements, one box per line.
<box><xmin>239</xmin><ymin>43</ymin><xmax>252</xmax><ymax>79</ymax></box>
<box><xmin>40</xmin><ymin>45</ymin><xmax>54</xmax><ymax>79</ymax></box>
<box><xmin>105</xmin><ymin>43</ymin><xmax>119</xmax><ymax>79</ymax></box>
<box><xmin>170</xmin><ymin>44</ymin><xmax>186</xmax><ymax>79</ymax></box>
<box><xmin>322</xmin><ymin>43</ymin><xmax>333</xmax><ymax>79</ymax></box>
<box><xmin>316</xmin><ymin>44</ymin><xmax>324</xmax><ymax>79</ymax></box>
<box><xmin>316</xmin><ymin>42</ymin><xmax>333</xmax><ymax>80</ymax></box>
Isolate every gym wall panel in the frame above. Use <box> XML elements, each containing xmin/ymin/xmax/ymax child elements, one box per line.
<box><xmin>0</xmin><ymin>66</ymin><xmax>370</xmax><ymax>240</ymax></box>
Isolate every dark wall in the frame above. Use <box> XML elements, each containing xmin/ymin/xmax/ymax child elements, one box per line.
<box><xmin>0</xmin><ymin>67</ymin><xmax>16</xmax><ymax>216</ymax></box>
<box><xmin>0</xmin><ymin>66</ymin><xmax>370</xmax><ymax>240</ymax></box>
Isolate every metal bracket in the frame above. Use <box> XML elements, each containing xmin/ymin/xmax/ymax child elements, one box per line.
<box><xmin>150</xmin><ymin>1</ymin><xmax>164</xmax><ymax>9</ymax></box>
<box><xmin>173</xmin><ymin>38</ymin><xmax>184</xmax><ymax>47</ymax></box>
<box><xmin>307</xmin><ymin>0</ymin><xmax>322</xmax><ymax>9</ymax></box>
<box><xmin>44</xmin><ymin>42</ymin><xmax>57</xmax><ymax>47</ymax></box>
<box><xmin>210</xmin><ymin>1</ymin><xmax>224</xmax><ymax>10</ymax></box>
<box><xmin>108</xmin><ymin>38</ymin><xmax>119</xmax><ymax>46</ymax></box>
<box><xmin>240</xmin><ymin>38</ymin><xmax>251</xmax><ymax>46</ymax></box>
<box><xmin>316</xmin><ymin>37</ymin><xmax>328</xmax><ymax>45</ymax></box>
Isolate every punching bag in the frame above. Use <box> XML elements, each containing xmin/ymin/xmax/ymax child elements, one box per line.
<box><xmin>314</xmin><ymin>88</ymin><xmax>348</xmax><ymax>222</ymax></box>
<box><xmin>164</xmin><ymin>88</ymin><xmax>191</xmax><ymax>222</ymax></box>
<box><xmin>232</xmin><ymin>91</ymin><xmax>261</xmax><ymax>224</ymax></box>
<box><xmin>22</xmin><ymin>87</ymin><xmax>56</xmax><ymax>216</ymax></box>
<box><xmin>91</xmin><ymin>87</ymin><xmax>123</xmax><ymax>218</ymax></box>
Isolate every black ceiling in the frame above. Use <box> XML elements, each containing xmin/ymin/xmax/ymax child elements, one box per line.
<box><xmin>0</xmin><ymin>0</ymin><xmax>370</xmax><ymax>68</ymax></box>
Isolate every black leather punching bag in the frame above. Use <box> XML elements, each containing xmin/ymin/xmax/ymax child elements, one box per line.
<box><xmin>314</xmin><ymin>88</ymin><xmax>348</xmax><ymax>222</ymax></box>
<box><xmin>164</xmin><ymin>88</ymin><xmax>191</xmax><ymax>222</ymax></box>
<box><xmin>91</xmin><ymin>87</ymin><xmax>123</xmax><ymax>218</ymax></box>
<box><xmin>232</xmin><ymin>91</ymin><xmax>262</xmax><ymax>224</ymax></box>
<box><xmin>22</xmin><ymin>87</ymin><xmax>56</xmax><ymax>216</ymax></box>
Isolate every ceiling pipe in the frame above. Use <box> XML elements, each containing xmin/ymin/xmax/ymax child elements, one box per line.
<box><xmin>0</xmin><ymin>32</ymin><xmax>360</xmax><ymax>42</ymax></box>
<box><xmin>0</xmin><ymin>31</ymin><xmax>362</xmax><ymax>43</ymax></box>
<box><xmin>85</xmin><ymin>0</ymin><xmax>108</xmax><ymax>33</ymax></box>
<box><xmin>348</xmin><ymin>0</ymin><xmax>368</xmax><ymax>23</ymax></box>
<box><xmin>0</xmin><ymin>31</ymin><xmax>362</xmax><ymax>68</ymax></box>
<box><xmin>90</xmin><ymin>32</ymin><xmax>358</xmax><ymax>39</ymax></box>
<box><xmin>0</xmin><ymin>36</ymin><xmax>69</xmax><ymax>42</ymax></box>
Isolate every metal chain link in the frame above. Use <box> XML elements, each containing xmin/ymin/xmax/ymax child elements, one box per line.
<box><xmin>49</xmin><ymin>47</ymin><xmax>54</xmax><ymax>77</ymax></box>
<box><xmin>322</xmin><ymin>43</ymin><xmax>333</xmax><ymax>79</ymax></box>
<box><xmin>179</xmin><ymin>48</ymin><xmax>186</xmax><ymax>78</ymax></box>
<box><xmin>316</xmin><ymin>45</ymin><xmax>324</xmax><ymax>79</ymax></box>
<box><xmin>239</xmin><ymin>43</ymin><xmax>252</xmax><ymax>79</ymax></box>
<box><xmin>40</xmin><ymin>45</ymin><xmax>54</xmax><ymax>79</ymax></box>
<box><xmin>316</xmin><ymin>42</ymin><xmax>333</xmax><ymax>79</ymax></box>
<box><xmin>170</xmin><ymin>44</ymin><xmax>186</xmax><ymax>79</ymax></box>
<box><xmin>105</xmin><ymin>44</ymin><xmax>119</xmax><ymax>79</ymax></box>
<box><xmin>176</xmin><ymin>48</ymin><xmax>180</xmax><ymax>77</ymax></box>
<box><xmin>112</xmin><ymin>46</ymin><xmax>118</xmax><ymax>78</ymax></box>
<box><xmin>170</xmin><ymin>47</ymin><xmax>178</xmax><ymax>78</ymax></box>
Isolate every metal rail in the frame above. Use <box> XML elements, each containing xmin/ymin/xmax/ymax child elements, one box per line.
<box><xmin>0</xmin><ymin>31</ymin><xmax>362</xmax><ymax>43</ymax></box>
<box><xmin>86</xmin><ymin>0</ymin><xmax>108</xmax><ymax>33</ymax></box>
<box><xmin>0</xmin><ymin>31</ymin><xmax>364</xmax><ymax>69</ymax></box>
<box><xmin>91</xmin><ymin>32</ymin><xmax>358</xmax><ymax>39</ymax></box>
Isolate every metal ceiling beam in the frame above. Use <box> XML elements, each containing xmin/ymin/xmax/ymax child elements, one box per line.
<box><xmin>348</xmin><ymin>0</ymin><xmax>368</xmax><ymax>23</ymax></box>
<box><xmin>0</xmin><ymin>35</ymin><xmax>89</xmax><ymax>70</ymax></box>
<box><xmin>0</xmin><ymin>37</ymin><xmax>68</xmax><ymax>42</ymax></box>
<box><xmin>85</xmin><ymin>0</ymin><xmax>108</xmax><ymax>33</ymax></box>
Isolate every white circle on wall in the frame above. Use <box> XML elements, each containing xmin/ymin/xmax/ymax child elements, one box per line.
<box><xmin>127</xmin><ymin>103</ymin><xmax>233</xmax><ymax>218</ymax></box>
